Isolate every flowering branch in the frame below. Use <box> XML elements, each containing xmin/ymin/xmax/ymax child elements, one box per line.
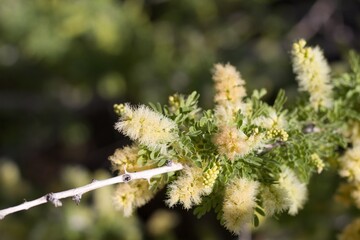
<box><xmin>0</xmin><ymin>161</ymin><xmax>183</xmax><ymax>220</ymax></box>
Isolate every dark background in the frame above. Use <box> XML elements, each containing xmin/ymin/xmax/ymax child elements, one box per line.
<box><xmin>0</xmin><ymin>0</ymin><xmax>359</xmax><ymax>239</ymax></box>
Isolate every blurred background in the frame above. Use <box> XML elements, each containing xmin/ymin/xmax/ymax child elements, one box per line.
<box><xmin>0</xmin><ymin>0</ymin><xmax>360</xmax><ymax>239</ymax></box>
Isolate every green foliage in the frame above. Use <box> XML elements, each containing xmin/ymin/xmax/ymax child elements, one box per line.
<box><xmin>112</xmin><ymin>44</ymin><xmax>360</xmax><ymax>235</ymax></box>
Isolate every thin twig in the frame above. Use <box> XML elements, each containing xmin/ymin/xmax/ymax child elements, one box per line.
<box><xmin>0</xmin><ymin>162</ymin><xmax>183</xmax><ymax>220</ymax></box>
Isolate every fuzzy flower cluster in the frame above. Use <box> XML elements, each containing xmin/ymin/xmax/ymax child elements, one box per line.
<box><xmin>212</xmin><ymin>63</ymin><xmax>248</xmax><ymax>123</ymax></box>
<box><xmin>310</xmin><ymin>153</ymin><xmax>325</xmax><ymax>174</ymax></box>
<box><xmin>291</xmin><ymin>39</ymin><xmax>333</xmax><ymax>111</ymax></box>
<box><xmin>213</xmin><ymin>125</ymin><xmax>264</xmax><ymax>161</ymax></box>
<box><xmin>338</xmin><ymin>144</ymin><xmax>360</xmax><ymax>208</ymax></box>
<box><xmin>213</xmin><ymin>63</ymin><xmax>247</xmax><ymax>118</ymax></box>
<box><xmin>109</xmin><ymin>144</ymin><xmax>160</xmax><ymax>216</ymax></box>
<box><xmin>115</xmin><ymin>104</ymin><xmax>178</xmax><ymax>152</ymax></box>
<box><xmin>277</xmin><ymin>166</ymin><xmax>307</xmax><ymax>215</ymax></box>
<box><xmin>213</xmin><ymin>126</ymin><xmax>250</xmax><ymax>161</ymax></box>
<box><xmin>212</xmin><ymin>63</ymin><xmax>264</xmax><ymax>162</ymax></box>
<box><xmin>113</xmin><ymin>180</ymin><xmax>157</xmax><ymax>217</ymax></box>
<box><xmin>222</xmin><ymin>177</ymin><xmax>259</xmax><ymax>234</ymax></box>
<box><xmin>261</xmin><ymin>166</ymin><xmax>307</xmax><ymax>216</ymax></box>
<box><xmin>339</xmin><ymin>146</ymin><xmax>360</xmax><ymax>183</ymax></box>
<box><xmin>337</xmin><ymin>121</ymin><xmax>360</xmax><ymax>208</ymax></box>
<box><xmin>253</xmin><ymin>109</ymin><xmax>287</xmax><ymax>130</ymax></box>
<box><xmin>260</xmin><ymin>184</ymin><xmax>291</xmax><ymax>216</ymax></box>
<box><xmin>166</xmin><ymin>165</ymin><xmax>217</xmax><ymax>209</ymax></box>
<box><xmin>109</xmin><ymin>145</ymin><xmax>150</xmax><ymax>174</ymax></box>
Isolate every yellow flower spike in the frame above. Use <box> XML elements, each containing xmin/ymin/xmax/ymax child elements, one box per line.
<box><xmin>168</xmin><ymin>94</ymin><xmax>180</xmax><ymax>109</ymax></box>
<box><xmin>265</xmin><ymin>128</ymin><xmax>288</xmax><ymax>141</ymax></box>
<box><xmin>291</xmin><ymin>39</ymin><xmax>333</xmax><ymax>111</ymax></box>
<box><xmin>202</xmin><ymin>164</ymin><xmax>220</xmax><ymax>188</ymax></box>
<box><xmin>310</xmin><ymin>153</ymin><xmax>325</xmax><ymax>174</ymax></box>
<box><xmin>114</xmin><ymin>103</ymin><xmax>125</xmax><ymax>116</ymax></box>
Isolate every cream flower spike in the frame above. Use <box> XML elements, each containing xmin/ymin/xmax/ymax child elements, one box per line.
<box><xmin>166</xmin><ymin>165</ymin><xmax>215</xmax><ymax>209</ymax></box>
<box><xmin>212</xmin><ymin>63</ymin><xmax>247</xmax><ymax>122</ymax></box>
<box><xmin>115</xmin><ymin>104</ymin><xmax>178</xmax><ymax>152</ymax></box>
<box><xmin>291</xmin><ymin>39</ymin><xmax>333</xmax><ymax>111</ymax></box>
<box><xmin>222</xmin><ymin>177</ymin><xmax>259</xmax><ymax>234</ymax></box>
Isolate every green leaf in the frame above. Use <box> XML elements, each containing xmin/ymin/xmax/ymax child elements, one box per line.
<box><xmin>255</xmin><ymin>206</ymin><xmax>266</xmax><ymax>217</ymax></box>
<box><xmin>252</xmin><ymin>88</ymin><xmax>267</xmax><ymax>99</ymax></box>
<box><xmin>273</xmin><ymin>89</ymin><xmax>287</xmax><ymax>112</ymax></box>
<box><xmin>253</xmin><ymin>214</ymin><xmax>260</xmax><ymax>227</ymax></box>
<box><xmin>157</xmin><ymin>158</ymin><xmax>167</xmax><ymax>166</ymax></box>
<box><xmin>185</xmin><ymin>91</ymin><xmax>199</xmax><ymax>107</ymax></box>
<box><xmin>138</xmin><ymin>149</ymin><xmax>148</xmax><ymax>156</ymax></box>
<box><xmin>148</xmin><ymin>102</ymin><xmax>163</xmax><ymax>113</ymax></box>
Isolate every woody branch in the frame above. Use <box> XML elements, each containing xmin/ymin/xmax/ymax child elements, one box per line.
<box><xmin>0</xmin><ymin>161</ymin><xmax>183</xmax><ymax>220</ymax></box>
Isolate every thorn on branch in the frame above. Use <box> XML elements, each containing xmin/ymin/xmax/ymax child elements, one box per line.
<box><xmin>72</xmin><ymin>194</ymin><xmax>82</xmax><ymax>205</ymax></box>
<box><xmin>46</xmin><ymin>193</ymin><xmax>62</xmax><ymax>207</ymax></box>
<box><xmin>122</xmin><ymin>174</ymin><xmax>131</xmax><ymax>183</ymax></box>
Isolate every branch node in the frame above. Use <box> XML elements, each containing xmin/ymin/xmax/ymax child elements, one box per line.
<box><xmin>122</xmin><ymin>174</ymin><xmax>131</xmax><ymax>183</ymax></box>
<box><xmin>91</xmin><ymin>179</ymin><xmax>97</xmax><ymax>183</ymax></box>
<box><xmin>303</xmin><ymin>123</ymin><xmax>320</xmax><ymax>133</ymax></box>
<box><xmin>72</xmin><ymin>194</ymin><xmax>82</xmax><ymax>205</ymax></box>
<box><xmin>46</xmin><ymin>193</ymin><xmax>62</xmax><ymax>207</ymax></box>
<box><xmin>166</xmin><ymin>160</ymin><xmax>173</xmax><ymax>167</ymax></box>
<box><xmin>257</xmin><ymin>141</ymin><xmax>286</xmax><ymax>155</ymax></box>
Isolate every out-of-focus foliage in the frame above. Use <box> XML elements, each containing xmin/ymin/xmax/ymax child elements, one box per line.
<box><xmin>0</xmin><ymin>0</ymin><xmax>359</xmax><ymax>239</ymax></box>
